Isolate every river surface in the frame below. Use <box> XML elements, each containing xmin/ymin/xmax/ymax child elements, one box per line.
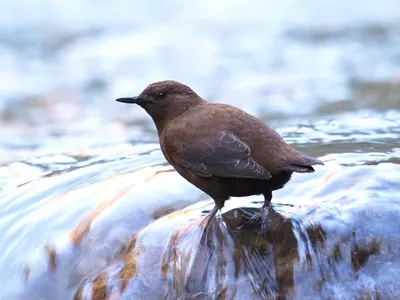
<box><xmin>0</xmin><ymin>0</ymin><xmax>400</xmax><ymax>299</ymax></box>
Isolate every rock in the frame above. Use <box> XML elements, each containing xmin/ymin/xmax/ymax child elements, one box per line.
<box><xmin>70</xmin><ymin>163</ymin><xmax>400</xmax><ymax>299</ymax></box>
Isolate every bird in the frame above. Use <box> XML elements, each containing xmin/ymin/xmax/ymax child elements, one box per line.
<box><xmin>116</xmin><ymin>80</ymin><xmax>323</xmax><ymax>225</ymax></box>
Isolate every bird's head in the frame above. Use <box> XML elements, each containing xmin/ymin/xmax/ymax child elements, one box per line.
<box><xmin>116</xmin><ymin>80</ymin><xmax>206</xmax><ymax>131</ymax></box>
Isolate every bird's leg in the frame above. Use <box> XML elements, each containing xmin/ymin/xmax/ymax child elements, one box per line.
<box><xmin>262</xmin><ymin>191</ymin><xmax>272</xmax><ymax>210</ymax></box>
<box><xmin>203</xmin><ymin>200</ymin><xmax>225</xmax><ymax>231</ymax></box>
<box><xmin>257</xmin><ymin>191</ymin><xmax>273</xmax><ymax>232</ymax></box>
<box><xmin>250</xmin><ymin>192</ymin><xmax>273</xmax><ymax>224</ymax></box>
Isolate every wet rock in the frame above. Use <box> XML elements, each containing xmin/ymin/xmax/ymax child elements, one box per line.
<box><xmin>69</xmin><ymin>163</ymin><xmax>400</xmax><ymax>299</ymax></box>
<box><xmin>9</xmin><ymin>163</ymin><xmax>202</xmax><ymax>300</ymax></box>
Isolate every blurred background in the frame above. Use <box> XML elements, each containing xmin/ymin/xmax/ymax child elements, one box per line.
<box><xmin>0</xmin><ymin>0</ymin><xmax>400</xmax><ymax>299</ymax></box>
<box><xmin>1</xmin><ymin>0</ymin><xmax>400</xmax><ymax>164</ymax></box>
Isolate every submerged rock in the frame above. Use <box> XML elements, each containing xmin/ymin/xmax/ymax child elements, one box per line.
<box><xmin>67</xmin><ymin>163</ymin><xmax>400</xmax><ymax>299</ymax></box>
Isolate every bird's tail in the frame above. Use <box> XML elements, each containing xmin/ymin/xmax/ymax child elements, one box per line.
<box><xmin>281</xmin><ymin>153</ymin><xmax>324</xmax><ymax>173</ymax></box>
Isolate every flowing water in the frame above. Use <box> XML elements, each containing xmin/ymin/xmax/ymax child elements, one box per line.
<box><xmin>1</xmin><ymin>0</ymin><xmax>400</xmax><ymax>299</ymax></box>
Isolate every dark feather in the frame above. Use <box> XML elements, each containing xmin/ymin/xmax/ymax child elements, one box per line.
<box><xmin>177</xmin><ymin>131</ymin><xmax>272</xmax><ymax>179</ymax></box>
<box><xmin>280</xmin><ymin>154</ymin><xmax>324</xmax><ymax>173</ymax></box>
<box><xmin>300</xmin><ymin>154</ymin><xmax>324</xmax><ymax>166</ymax></box>
<box><xmin>281</xmin><ymin>164</ymin><xmax>316</xmax><ymax>173</ymax></box>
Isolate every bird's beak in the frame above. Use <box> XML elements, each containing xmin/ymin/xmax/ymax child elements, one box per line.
<box><xmin>115</xmin><ymin>96</ymin><xmax>141</xmax><ymax>105</ymax></box>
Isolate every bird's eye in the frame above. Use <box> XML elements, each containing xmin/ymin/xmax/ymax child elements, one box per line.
<box><xmin>157</xmin><ymin>92</ymin><xmax>165</xmax><ymax>98</ymax></box>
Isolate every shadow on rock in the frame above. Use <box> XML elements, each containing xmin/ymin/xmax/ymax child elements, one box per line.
<box><xmin>164</xmin><ymin>206</ymin><xmax>320</xmax><ymax>300</ymax></box>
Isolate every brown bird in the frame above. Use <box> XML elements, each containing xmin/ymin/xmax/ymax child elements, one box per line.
<box><xmin>116</xmin><ymin>80</ymin><xmax>323</xmax><ymax>224</ymax></box>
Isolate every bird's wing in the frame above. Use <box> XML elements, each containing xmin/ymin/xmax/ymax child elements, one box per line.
<box><xmin>176</xmin><ymin>131</ymin><xmax>272</xmax><ymax>179</ymax></box>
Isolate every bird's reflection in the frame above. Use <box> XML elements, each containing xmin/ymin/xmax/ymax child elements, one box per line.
<box><xmin>162</xmin><ymin>204</ymin><xmax>326</xmax><ymax>299</ymax></box>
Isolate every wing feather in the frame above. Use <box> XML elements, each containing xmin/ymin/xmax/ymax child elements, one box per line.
<box><xmin>177</xmin><ymin>131</ymin><xmax>271</xmax><ymax>180</ymax></box>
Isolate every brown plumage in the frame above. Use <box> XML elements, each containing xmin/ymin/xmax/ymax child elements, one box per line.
<box><xmin>116</xmin><ymin>80</ymin><xmax>323</xmax><ymax>222</ymax></box>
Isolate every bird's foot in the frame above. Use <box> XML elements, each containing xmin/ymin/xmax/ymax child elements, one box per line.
<box><xmin>201</xmin><ymin>203</ymin><xmax>223</xmax><ymax>233</ymax></box>
<box><xmin>260</xmin><ymin>208</ymin><xmax>271</xmax><ymax>233</ymax></box>
<box><xmin>254</xmin><ymin>202</ymin><xmax>274</xmax><ymax>232</ymax></box>
<box><xmin>248</xmin><ymin>202</ymin><xmax>271</xmax><ymax>229</ymax></box>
